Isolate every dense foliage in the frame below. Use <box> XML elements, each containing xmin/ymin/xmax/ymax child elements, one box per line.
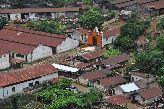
<box><xmin>114</xmin><ymin>20</ymin><xmax>150</xmax><ymax>52</ymax></box>
<box><xmin>135</xmin><ymin>49</ymin><xmax>164</xmax><ymax>75</ymax></box>
<box><xmin>36</xmin><ymin>79</ymin><xmax>102</xmax><ymax>109</ymax></box>
<box><xmin>26</xmin><ymin>19</ymin><xmax>66</xmax><ymax>34</ymax></box>
<box><xmin>0</xmin><ymin>17</ymin><xmax>8</xmax><ymax>29</ymax></box>
<box><xmin>156</xmin><ymin>36</ymin><xmax>164</xmax><ymax>51</ymax></box>
<box><xmin>157</xmin><ymin>17</ymin><xmax>164</xmax><ymax>30</ymax></box>
<box><xmin>79</xmin><ymin>8</ymin><xmax>104</xmax><ymax>30</ymax></box>
<box><xmin>121</xmin><ymin>20</ymin><xmax>150</xmax><ymax>40</ymax></box>
<box><xmin>103</xmin><ymin>48</ymin><xmax>120</xmax><ymax>58</ymax></box>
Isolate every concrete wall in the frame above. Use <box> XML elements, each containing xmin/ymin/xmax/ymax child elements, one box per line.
<box><xmin>0</xmin><ymin>73</ymin><xmax>58</xmax><ymax>99</ymax></box>
<box><xmin>27</xmin><ymin>44</ymin><xmax>52</xmax><ymax>63</ymax></box>
<box><xmin>10</xmin><ymin>13</ymin><xmax>21</xmax><ymax>20</ymax></box>
<box><xmin>102</xmin><ymin>35</ymin><xmax>117</xmax><ymax>47</ymax></box>
<box><xmin>0</xmin><ymin>53</ymin><xmax>10</xmax><ymax>70</ymax></box>
<box><xmin>56</xmin><ymin>37</ymin><xmax>79</xmax><ymax>53</ymax></box>
<box><xmin>71</xmin><ymin>31</ymin><xmax>88</xmax><ymax>43</ymax></box>
<box><xmin>131</xmin><ymin>75</ymin><xmax>146</xmax><ymax>82</ymax></box>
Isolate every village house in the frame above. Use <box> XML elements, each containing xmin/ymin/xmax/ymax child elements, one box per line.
<box><xmin>0</xmin><ymin>7</ymin><xmax>82</xmax><ymax>21</ymax></box>
<box><xmin>98</xmin><ymin>76</ymin><xmax>126</xmax><ymax>94</ymax></box>
<box><xmin>71</xmin><ymin>28</ymin><xmax>88</xmax><ymax>43</ymax></box>
<box><xmin>0</xmin><ymin>64</ymin><xmax>59</xmax><ymax>99</ymax></box>
<box><xmin>0</xmin><ymin>50</ymin><xmax>10</xmax><ymax>70</ymax></box>
<box><xmin>135</xmin><ymin>35</ymin><xmax>149</xmax><ymax>51</ymax></box>
<box><xmin>116</xmin><ymin>82</ymin><xmax>140</xmax><ymax>99</ymax></box>
<box><xmin>135</xmin><ymin>87</ymin><xmax>163</xmax><ymax>105</ymax></box>
<box><xmin>131</xmin><ymin>72</ymin><xmax>155</xmax><ymax>83</ymax></box>
<box><xmin>74</xmin><ymin>62</ymin><xmax>92</xmax><ymax>71</ymax></box>
<box><xmin>76</xmin><ymin>48</ymin><xmax>106</xmax><ymax>63</ymax></box>
<box><xmin>105</xmin><ymin>95</ymin><xmax>129</xmax><ymax>107</ymax></box>
<box><xmin>78</xmin><ymin>69</ymin><xmax>108</xmax><ymax>86</ymax></box>
<box><xmin>0</xmin><ymin>27</ymin><xmax>79</xmax><ymax>65</ymax></box>
<box><xmin>100</xmin><ymin>53</ymin><xmax>130</xmax><ymax>70</ymax></box>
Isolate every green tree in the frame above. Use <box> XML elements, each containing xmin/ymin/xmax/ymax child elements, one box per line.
<box><xmin>103</xmin><ymin>48</ymin><xmax>120</xmax><ymax>58</ymax></box>
<box><xmin>114</xmin><ymin>35</ymin><xmax>135</xmax><ymax>52</ymax></box>
<box><xmin>0</xmin><ymin>17</ymin><xmax>8</xmax><ymax>29</ymax></box>
<box><xmin>157</xmin><ymin>76</ymin><xmax>164</xmax><ymax>88</ymax></box>
<box><xmin>135</xmin><ymin>49</ymin><xmax>164</xmax><ymax>75</ymax></box>
<box><xmin>10</xmin><ymin>94</ymin><xmax>20</xmax><ymax>109</ymax></box>
<box><xmin>79</xmin><ymin>9</ymin><xmax>104</xmax><ymax>30</ymax></box>
<box><xmin>26</xmin><ymin>19</ymin><xmax>66</xmax><ymax>34</ymax></box>
<box><xmin>156</xmin><ymin>36</ymin><xmax>164</xmax><ymax>51</ymax></box>
<box><xmin>121</xmin><ymin>21</ymin><xmax>150</xmax><ymax>40</ymax></box>
<box><xmin>157</xmin><ymin>17</ymin><xmax>164</xmax><ymax>30</ymax></box>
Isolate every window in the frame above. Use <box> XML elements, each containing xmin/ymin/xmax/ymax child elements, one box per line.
<box><xmin>29</xmin><ymin>83</ymin><xmax>33</xmax><ymax>87</ymax></box>
<box><xmin>16</xmin><ymin>54</ymin><xmax>24</xmax><ymax>58</ymax></box>
<box><xmin>35</xmin><ymin>81</ymin><xmax>39</xmax><ymax>85</ymax></box>
<box><xmin>12</xmin><ymin>87</ymin><xmax>15</xmax><ymax>92</ymax></box>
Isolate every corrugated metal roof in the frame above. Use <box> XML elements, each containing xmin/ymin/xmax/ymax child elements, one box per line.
<box><xmin>52</xmin><ymin>63</ymin><xmax>79</xmax><ymax>73</ymax></box>
<box><xmin>120</xmin><ymin>83</ymin><xmax>140</xmax><ymax>92</ymax></box>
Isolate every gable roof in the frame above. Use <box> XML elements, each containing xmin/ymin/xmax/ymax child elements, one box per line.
<box><xmin>139</xmin><ymin>87</ymin><xmax>163</xmax><ymax>100</ymax></box>
<box><xmin>76</xmin><ymin>28</ymin><xmax>88</xmax><ymax>35</ymax></box>
<box><xmin>0</xmin><ymin>27</ymin><xmax>65</xmax><ymax>47</ymax></box>
<box><xmin>81</xmin><ymin>69</ymin><xmax>107</xmax><ymax>81</ymax></box>
<box><xmin>106</xmin><ymin>95</ymin><xmax>129</xmax><ymax>105</ymax></box>
<box><xmin>142</xmin><ymin>0</ymin><xmax>164</xmax><ymax>10</ymax></box>
<box><xmin>0</xmin><ymin>64</ymin><xmax>58</xmax><ymax>87</ymax></box>
<box><xmin>99</xmin><ymin>76</ymin><xmax>126</xmax><ymax>87</ymax></box>
<box><xmin>82</xmin><ymin>48</ymin><xmax>106</xmax><ymax>60</ymax></box>
<box><xmin>101</xmin><ymin>53</ymin><xmax>130</xmax><ymax>66</ymax></box>
<box><xmin>120</xmin><ymin>83</ymin><xmax>140</xmax><ymax>92</ymax></box>
<box><xmin>0</xmin><ymin>7</ymin><xmax>81</xmax><ymax>14</ymax></box>
<box><xmin>0</xmin><ymin>40</ymin><xmax>35</xmax><ymax>55</ymax></box>
<box><xmin>103</xmin><ymin>27</ymin><xmax>121</xmax><ymax>38</ymax></box>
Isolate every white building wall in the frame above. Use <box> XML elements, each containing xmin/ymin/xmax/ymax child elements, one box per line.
<box><xmin>71</xmin><ymin>31</ymin><xmax>88</xmax><ymax>43</ymax></box>
<box><xmin>0</xmin><ymin>53</ymin><xmax>10</xmax><ymax>70</ymax></box>
<box><xmin>29</xmin><ymin>13</ymin><xmax>37</xmax><ymax>19</ymax></box>
<box><xmin>10</xmin><ymin>13</ymin><xmax>21</xmax><ymax>21</ymax></box>
<box><xmin>0</xmin><ymin>73</ymin><xmax>58</xmax><ymax>98</ymax></box>
<box><xmin>102</xmin><ymin>35</ymin><xmax>117</xmax><ymax>47</ymax></box>
<box><xmin>27</xmin><ymin>44</ymin><xmax>52</xmax><ymax>63</ymax></box>
<box><xmin>14</xmin><ymin>53</ymin><xmax>26</xmax><ymax>62</ymax></box>
<box><xmin>131</xmin><ymin>75</ymin><xmax>146</xmax><ymax>82</ymax></box>
<box><xmin>56</xmin><ymin>37</ymin><xmax>79</xmax><ymax>53</ymax></box>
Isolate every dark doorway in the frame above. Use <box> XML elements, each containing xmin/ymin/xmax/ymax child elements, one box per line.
<box><xmin>92</xmin><ymin>36</ymin><xmax>97</xmax><ymax>46</ymax></box>
<box><xmin>52</xmin><ymin>47</ymin><xmax>56</xmax><ymax>54</ymax></box>
<box><xmin>21</xmin><ymin>13</ymin><xmax>29</xmax><ymax>19</ymax></box>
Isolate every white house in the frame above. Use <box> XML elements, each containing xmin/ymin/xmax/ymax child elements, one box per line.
<box><xmin>0</xmin><ymin>27</ymin><xmax>79</xmax><ymax>64</ymax></box>
<box><xmin>0</xmin><ymin>64</ymin><xmax>58</xmax><ymax>99</ymax></box>
<box><xmin>116</xmin><ymin>83</ymin><xmax>140</xmax><ymax>97</ymax></box>
<box><xmin>101</xmin><ymin>27</ymin><xmax>120</xmax><ymax>47</ymax></box>
<box><xmin>0</xmin><ymin>7</ymin><xmax>81</xmax><ymax>21</ymax></box>
<box><xmin>135</xmin><ymin>87</ymin><xmax>163</xmax><ymax>105</ymax></box>
<box><xmin>0</xmin><ymin>51</ymin><xmax>10</xmax><ymax>70</ymax></box>
<box><xmin>56</xmin><ymin>37</ymin><xmax>79</xmax><ymax>53</ymax></box>
<box><xmin>131</xmin><ymin>72</ymin><xmax>155</xmax><ymax>83</ymax></box>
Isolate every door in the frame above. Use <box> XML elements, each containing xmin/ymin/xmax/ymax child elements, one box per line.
<box><xmin>92</xmin><ymin>36</ymin><xmax>97</xmax><ymax>46</ymax></box>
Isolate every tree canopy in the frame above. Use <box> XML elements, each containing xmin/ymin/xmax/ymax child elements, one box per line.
<box><xmin>135</xmin><ymin>49</ymin><xmax>164</xmax><ymax>75</ymax></box>
<box><xmin>26</xmin><ymin>19</ymin><xmax>66</xmax><ymax>34</ymax></box>
<box><xmin>156</xmin><ymin>36</ymin><xmax>164</xmax><ymax>51</ymax></box>
<box><xmin>79</xmin><ymin>8</ymin><xmax>104</xmax><ymax>30</ymax></box>
<box><xmin>157</xmin><ymin>17</ymin><xmax>164</xmax><ymax>30</ymax></box>
<box><xmin>0</xmin><ymin>17</ymin><xmax>8</xmax><ymax>29</ymax></box>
